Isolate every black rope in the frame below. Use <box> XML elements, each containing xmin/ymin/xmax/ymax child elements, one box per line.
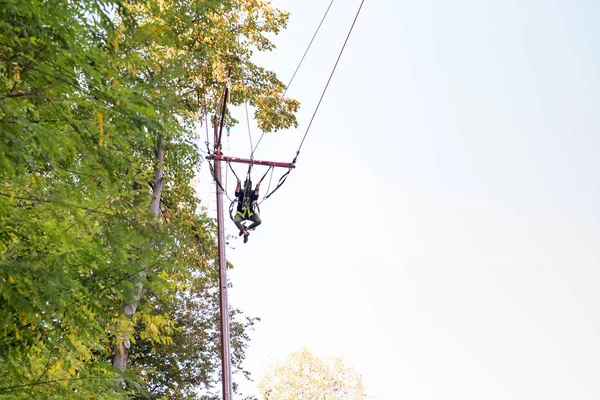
<box><xmin>216</xmin><ymin>85</ymin><xmax>228</xmax><ymax>153</ymax></box>
<box><xmin>296</xmin><ymin>0</ymin><xmax>366</xmax><ymax>157</ymax></box>
<box><xmin>216</xmin><ymin>68</ymin><xmax>231</xmax><ymax>152</ymax></box>
<box><xmin>213</xmin><ymin>92</ymin><xmax>224</xmax><ymax>154</ymax></box>
<box><xmin>208</xmin><ymin>161</ymin><xmax>233</xmax><ymax>202</ymax></box>
<box><xmin>251</xmin><ymin>0</ymin><xmax>336</xmax><ymax>157</ymax></box>
<box><xmin>228</xmin><ymin>199</ymin><xmax>237</xmax><ymax>222</ymax></box>
<box><xmin>245</xmin><ymin>163</ymin><xmax>253</xmax><ymax>183</ymax></box>
<box><xmin>264</xmin><ymin>168</ymin><xmax>293</xmax><ymax>200</ymax></box>
<box><xmin>227</xmin><ymin>161</ymin><xmax>241</xmax><ymax>182</ymax></box>
<box><xmin>258</xmin><ymin>166</ymin><xmax>273</xmax><ymax>185</ymax></box>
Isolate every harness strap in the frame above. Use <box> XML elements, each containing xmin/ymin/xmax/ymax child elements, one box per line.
<box><xmin>265</xmin><ymin>168</ymin><xmax>292</xmax><ymax>200</ymax></box>
<box><xmin>227</xmin><ymin>161</ymin><xmax>241</xmax><ymax>182</ymax></box>
<box><xmin>258</xmin><ymin>166</ymin><xmax>273</xmax><ymax>184</ymax></box>
<box><xmin>236</xmin><ymin>208</ymin><xmax>254</xmax><ymax>218</ymax></box>
<box><xmin>208</xmin><ymin>161</ymin><xmax>230</xmax><ymax>200</ymax></box>
<box><xmin>228</xmin><ymin>199</ymin><xmax>237</xmax><ymax>222</ymax></box>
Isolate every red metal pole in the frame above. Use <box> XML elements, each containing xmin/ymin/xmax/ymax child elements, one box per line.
<box><xmin>213</xmin><ymin>116</ymin><xmax>233</xmax><ymax>400</ymax></box>
<box><xmin>206</xmin><ymin>154</ymin><xmax>296</xmax><ymax>169</ymax></box>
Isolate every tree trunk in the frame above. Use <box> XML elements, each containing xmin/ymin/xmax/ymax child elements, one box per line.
<box><xmin>112</xmin><ymin>141</ymin><xmax>165</xmax><ymax>388</ymax></box>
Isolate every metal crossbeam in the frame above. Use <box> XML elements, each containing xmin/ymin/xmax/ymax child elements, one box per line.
<box><xmin>206</xmin><ymin>154</ymin><xmax>296</xmax><ymax>169</ymax></box>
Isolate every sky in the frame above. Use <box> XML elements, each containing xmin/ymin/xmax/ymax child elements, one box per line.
<box><xmin>196</xmin><ymin>1</ymin><xmax>600</xmax><ymax>398</ymax></box>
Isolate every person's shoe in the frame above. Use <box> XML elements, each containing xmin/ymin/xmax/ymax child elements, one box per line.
<box><xmin>243</xmin><ymin>232</ymin><xmax>249</xmax><ymax>244</ymax></box>
<box><xmin>239</xmin><ymin>230</ymin><xmax>244</xmax><ymax>236</ymax></box>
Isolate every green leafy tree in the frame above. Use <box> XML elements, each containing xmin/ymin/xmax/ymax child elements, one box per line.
<box><xmin>0</xmin><ymin>0</ymin><xmax>158</xmax><ymax>397</ymax></box>
<box><xmin>126</xmin><ymin>185</ymin><xmax>258</xmax><ymax>399</ymax></box>
<box><xmin>1</xmin><ymin>0</ymin><xmax>298</xmax><ymax>397</ymax></box>
<box><xmin>106</xmin><ymin>0</ymin><xmax>299</xmax><ymax>389</ymax></box>
<box><xmin>258</xmin><ymin>349</ymin><xmax>367</xmax><ymax>400</ymax></box>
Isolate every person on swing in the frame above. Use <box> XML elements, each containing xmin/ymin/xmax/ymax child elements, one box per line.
<box><xmin>234</xmin><ymin>179</ymin><xmax>261</xmax><ymax>243</ymax></box>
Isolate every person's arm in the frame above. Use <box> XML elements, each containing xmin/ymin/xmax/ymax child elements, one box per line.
<box><xmin>235</xmin><ymin>180</ymin><xmax>241</xmax><ymax>196</ymax></box>
<box><xmin>253</xmin><ymin>182</ymin><xmax>260</xmax><ymax>199</ymax></box>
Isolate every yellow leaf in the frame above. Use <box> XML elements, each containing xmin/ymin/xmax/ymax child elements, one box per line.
<box><xmin>50</xmin><ymin>360</ymin><xmax>63</xmax><ymax>373</ymax></box>
<box><xmin>8</xmin><ymin>276</ymin><xmax>14</xmax><ymax>284</ymax></box>
<box><xmin>13</xmin><ymin>72</ymin><xmax>20</xmax><ymax>82</ymax></box>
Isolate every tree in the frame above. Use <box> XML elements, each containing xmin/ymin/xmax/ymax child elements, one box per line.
<box><xmin>257</xmin><ymin>349</ymin><xmax>367</xmax><ymax>400</ymax></box>
<box><xmin>126</xmin><ymin>190</ymin><xmax>259</xmax><ymax>399</ymax></box>
<box><xmin>0</xmin><ymin>0</ymin><xmax>158</xmax><ymax>397</ymax></box>
<box><xmin>106</xmin><ymin>0</ymin><xmax>299</xmax><ymax>389</ymax></box>
<box><xmin>0</xmin><ymin>0</ymin><xmax>298</xmax><ymax>397</ymax></box>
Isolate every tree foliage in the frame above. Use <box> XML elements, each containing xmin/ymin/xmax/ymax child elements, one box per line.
<box><xmin>258</xmin><ymin>349</ymin><xmax>367</xmax><ymax>400</ymax></box>
<box><xmin>0</xmin><ymin>0</ymin><xmax>297</xmax><ymax>397</ymax></box>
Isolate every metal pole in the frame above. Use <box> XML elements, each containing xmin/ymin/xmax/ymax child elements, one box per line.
<box><xmin>214</xmin><ymin>115</ymin><xmax>233</xmax><ymax>400</ymax></box>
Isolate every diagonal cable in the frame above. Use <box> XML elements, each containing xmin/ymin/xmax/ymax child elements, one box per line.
<box><xmin>295</xmin><ymin>0</ymin><xmax>366</xmax><ymax>158</ymax></box>
<box><xmin>251</xmin><ymin>0</ymin><xmax>336</xmax><ymax>156</ymax></box>
<box><xmin>262</xmin><ymin>0</ymin><xmax>366</xmax><ymax>201</ymax></box>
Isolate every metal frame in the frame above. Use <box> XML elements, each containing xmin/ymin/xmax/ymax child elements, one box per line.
<box><xmin>207</xmin><ymin>154</ymin><xmax>296</xmax><ymax>170</ymax></box>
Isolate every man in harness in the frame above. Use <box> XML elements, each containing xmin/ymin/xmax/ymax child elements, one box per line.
<box><xmin>234</xmin><ymin>179</ymin><xmax>261</xmax><ymax>243</ymax></box>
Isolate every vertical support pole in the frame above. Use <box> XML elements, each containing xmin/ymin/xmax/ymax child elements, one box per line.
<box><xmin>213</xmin><ymin>116</ymin><xmax>233</xmax><ymax>400</ymax></box>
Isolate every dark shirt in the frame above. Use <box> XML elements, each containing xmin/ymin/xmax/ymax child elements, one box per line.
<box><xmin>235</xmin><ymin>188</ymin><xmax>258</xmax><ymax>213</ymax></box>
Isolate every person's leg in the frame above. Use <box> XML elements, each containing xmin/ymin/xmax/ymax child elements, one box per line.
<box><xmin>246</xmin><ymin>214</ymin><xmax>262</xmax><ymax>230</ymax></box>
<box><xmin>234</xmin><ymin>214</ymin><xmax>247</xmax><ymax>234</ymax></box>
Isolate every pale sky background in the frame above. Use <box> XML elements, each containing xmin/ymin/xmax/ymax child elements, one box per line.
<box><xmin>195</xmin><ymin>1</ymin><xmax>600</xmax><ymax>399</ymax></box>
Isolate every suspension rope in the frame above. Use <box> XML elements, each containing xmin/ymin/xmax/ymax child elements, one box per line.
<box><xmin>251</xmin><ymin>0</ymin><xmax>336</xmax><ymax>157</ymax></box>
<box><xmin>208</xmin><ymin>161</ymin><xmax>233</xmax><ymax>202</ymax></box>
<box><xmin>211</xmin><ymin>2</ymin><xmax>365</xmax><ymax>208</ymax></box>
<box><xmin>261</xmin><ymin>0</ymin><xmax>365</xmax><ymax>201</ymax></box>
<box><xmin>245</xmin><ymin>101</ymin><xmax>253</xmax><ymax>155</ymax></box>
<box><xmin>227</xmin><ymin>161</ymin><xmax>241</xmax><ymax>182</ymax></box>
<box><xmin>216</xmin><ymin>67</ymin><xmax>232</xmax><ymax>152</ymax></box>
<box><xmin>296</xmin><ymin>0</ymin><xmax>366</xmax><ymax>161</ymax></box>
<box><xmin>264</xmin><ymin>169</ymin><xmax>292</xmax><ymax>200</ymax></box>
<box><xmin>257</xmin><ymin>166</ymin><xmax>273</xmax><ymax>185</ymax></box>
<box><xmin>216</xmin><ymin>86</ymin><xmax>228</xmax><ymax>152</ymax></box>
<box><xmin>236</xmin><ymin>29</ymin><xmax>255</xmax><ymax>156</ymax></box>
<box><xmin>245</xmin><ymin>163</ymin><xmax>253</xmax><ymax>182</ymax></box>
